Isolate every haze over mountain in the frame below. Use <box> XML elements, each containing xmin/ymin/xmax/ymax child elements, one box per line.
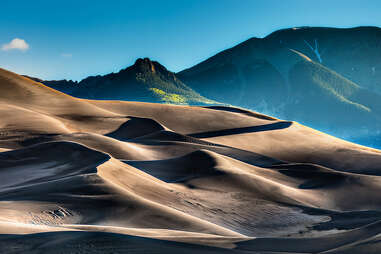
<box><xmin>178</xmin><ymin>26</ymin><xmax>381</xmax><ymax>145</ymax></box>
<box><xmin>3</xmin><ymin>67</ymin><xmax>381</xmax><ymax>253</ymax></box>
<box><xmin>34</xmin><ymin>26</ymin><xmax>381</xmax><ymax>148</ymax></box>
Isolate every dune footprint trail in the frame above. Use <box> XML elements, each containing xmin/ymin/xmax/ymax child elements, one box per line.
<box><xmin>1</xmin><ymin>68</ymin><xmax>381</xmax><ymax>253</ymax></box>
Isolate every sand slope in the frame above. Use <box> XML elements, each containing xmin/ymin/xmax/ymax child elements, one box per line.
<box><xmin>1</xmin><ymin>68</ymin><xmax>381</xmax><ymax>253</ymax></box>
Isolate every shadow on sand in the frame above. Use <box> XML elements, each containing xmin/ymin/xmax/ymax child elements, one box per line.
<box><xmin>188</xmin><ymin>121</ymin><xmax>292</xmax><ymax>139</ymax></box>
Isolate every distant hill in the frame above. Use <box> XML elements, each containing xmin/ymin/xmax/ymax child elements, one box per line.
<box><xmin>33</xmin><ymin>58</ymin><xmax>216</xmax><ymax>105</ymax></box>
<box><xmin>23</xmin><ymin>76</ymin><xmax>79</xmax><ymax>94</ymax></box>
<box><xmin>178</xmin><ymin>26</ymin><xmax>381</xmax><ymax>139</ymax></box>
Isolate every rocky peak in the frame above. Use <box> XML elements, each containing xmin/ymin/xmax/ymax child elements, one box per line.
<box><xmin>132</xmin><ymin>58</ymin><xmax>177</xmax><ymax>82</ymax></box>
<box><xmin>134</xmin><ymin>57</ymin><xmax>173</xmax><ymax>75</ymax></box>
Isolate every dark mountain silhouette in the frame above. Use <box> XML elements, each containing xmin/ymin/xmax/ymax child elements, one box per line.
<box><xmin>24</xmin><ymin>76</ymin><xmax>79</xmax><ymax>94</ymax></box>
<box><xmin>32</xmin><ymin>58</ymin><xmax>215</xmax><ymax>105</ymax></box>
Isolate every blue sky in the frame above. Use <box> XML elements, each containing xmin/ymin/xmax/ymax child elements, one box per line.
<box><xmin>1</xmin><ymin>0</ymin><xmax>381</xmax><ymax>80</ymax></box>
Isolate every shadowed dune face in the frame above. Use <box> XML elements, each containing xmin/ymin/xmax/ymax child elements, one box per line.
<box><xmin>0</xmin><ymin>141</ymin><xmax>109</xmax><ymax>190</ymax></box>
<box><xmin>106</xmin><ymin>116</ymin><xmax>167</xmax><ymax>140</ymax></box>
<box><xmin>1</xmin><ymin>70</ymin><xmax>381</xmax><ymax>253</ymax></box>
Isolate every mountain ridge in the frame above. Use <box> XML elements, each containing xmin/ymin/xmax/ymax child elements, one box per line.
<box><xmin>25</xmin><ymin>26</ymin><xmax>381</xmax><ymax>147</ymax></box>
<box><xmin>177</xmin><ymin>26</ymin><xmax>381</xmax><ymax>144</ymax></box>
<box><xmin>30</xmin><ymin>57</ymin><xmax>216</xmax><ymax>105</ymax></box>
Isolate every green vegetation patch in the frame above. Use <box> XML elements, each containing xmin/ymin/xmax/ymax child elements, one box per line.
<box><xmin>149</xmin><ymin>88</ymin><xmax>187</xmax><ymax>104</ymax></box>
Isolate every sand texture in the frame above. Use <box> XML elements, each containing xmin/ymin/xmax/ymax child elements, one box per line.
<box><xmin>1</xmin><ymin>68</ymin><xmax>381</xmax><ymax>253</ymax></box>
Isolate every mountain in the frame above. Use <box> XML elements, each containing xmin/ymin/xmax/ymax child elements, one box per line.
<box><xmin>178</xmin><ymin>26</ymin><xmax>381</xmax><ymax>141</ymax></box>
<box><xmin>28</xmin><ymin>27</ymin><xmax>381</xmax><ymax>146</ymax></box>
<box><xmin>23</xmin><ymin>75</ymin><xmax>79</xmax><ymax>94</ymax></box>
<box><xmin>35</xmin><ymin>58</ymin><xmax>216</xmax><ymax>105</ymax></box>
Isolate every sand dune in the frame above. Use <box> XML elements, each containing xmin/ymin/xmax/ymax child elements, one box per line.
<box><xmin>1</xmin><ymin>69</ymin><xmax>381</xmax><ymax>253</ymax></box>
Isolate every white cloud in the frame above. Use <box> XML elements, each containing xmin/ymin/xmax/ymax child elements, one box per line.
<box><xmin>2</xmin><ymin>38</ymin><xmax>29</xmax><ymax>51</ymax></box>
<box><xmin>61</xmin><ymin>53</ymin><xmax>72</xmax><ymax>58</ymax></box>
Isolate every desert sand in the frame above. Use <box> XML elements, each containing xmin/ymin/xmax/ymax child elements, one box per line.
<box><xmin>1</xmin><ymin>67</ymin><xmax>381</xmax><ymax>253</ymax></box>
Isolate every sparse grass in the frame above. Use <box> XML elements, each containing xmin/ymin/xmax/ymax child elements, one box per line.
<box><xmin>136</xmin><ymin>71</ymin><xmax>217</xmax><ymax>105</ymax></box>
<box><xmin>312</xmin><ymin>73</ymin><xmax>371</xmax><ymax>112</ymax></box>
<box><xmin>291</xmin><ymin>60</ymin><xmax>372</xmax><ymax>113</ymax></box>
<box><xmin>149</xmin><ymin>88</ymin><xmax>187</xmax><ymax>104</ymax></box>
